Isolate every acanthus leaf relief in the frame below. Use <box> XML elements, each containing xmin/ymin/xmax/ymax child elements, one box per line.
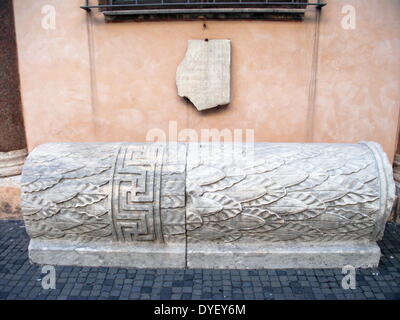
<box><xmin>21</xmin><ymin>142</ymin><xmax>394</xmax><ymax>268</ymax></box>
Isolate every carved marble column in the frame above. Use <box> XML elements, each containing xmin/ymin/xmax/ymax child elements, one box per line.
<box><xmin>21</xmin><ymin>142</ymin><xmax>394</xmax><ymax>269</ymax></box>
<box><xmin>22</xmin><ymin>143</ymin><xmax>187</xmax><ymax>267</ymax></box>
<box><xmin>0</xmin><ymin>0</ymin><xmax>27</xmax><ymax>178</ymax></box>
<box><xmin>185</xmin><ymin>142</ymin><xmax>394</xmax><ymax>268</ymax></box>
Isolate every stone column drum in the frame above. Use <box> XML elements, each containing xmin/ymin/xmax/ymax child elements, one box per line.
<box><xmin>21</xmin><ymin>142</ymin><xmax>394</xmax><ymax>269</ymax></box>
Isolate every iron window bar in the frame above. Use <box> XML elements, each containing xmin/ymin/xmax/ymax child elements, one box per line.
<box><xmin>81</xmin><ymin>0</ymin><xmax>327</xmax><ymax>12</ymax></box>
<box><xmin>81</xmin><ymin>0</ymin><xmax>326</xmax><ymax>21</ymax></box>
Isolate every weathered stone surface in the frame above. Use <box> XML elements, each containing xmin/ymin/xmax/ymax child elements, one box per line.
<box><xmin>22</xmin><ymin>143</ymin><xmax>187</xmax><ymax>268</ymax></box>
<box><xmin>187</xmin><ymin>243</ymin><xmax>381</xmax><ymax>269</ymax></box>
<box><xmin>0</xmin><ymin>175</ymin><xmax>22</xmax><ymax>219</ymax></box>
<box><xmin>29</xmin><ymin>240</ymin><xmax>185</xmax><ymax>268</ymax></box>
<box><xmin>21</xmin><ymin>142</ymin><xmax>395</xmax><ymax>268</ymax></box>
<box><xmin>185</xmin><ymin>142</ymin><xmax>394</xmax><ymax>268</ymax></box>
<box><xmin>176</xmin><ymin>39</ymin><xmax>231</xmax><ymax>111</ymax></box>
<box><xmin>0</xmin><ymin>148</ymin><xmax>27</xmax><ymax>177</ymax></box>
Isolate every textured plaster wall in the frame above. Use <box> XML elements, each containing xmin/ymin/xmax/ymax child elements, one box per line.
<box><xmin>13</xmin><ymin>0</ymin><xmax>400</xmax><ymax>161</ymax></box>
<box><xmin>13</xmin><ymin>0</ymin><xmax>95</xmax><ymax>146</ymax></box>
<box><xmin>313</xmin><ymin>0</ymin><xmax>400</xmax><ymax>161</ymax></box>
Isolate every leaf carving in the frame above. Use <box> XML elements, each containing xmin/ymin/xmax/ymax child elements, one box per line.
<box><xmin>307</xmin><ymin>220</ymin><xmax>374</xmax><ymax>233</ymax></box>
<box><xmin>64</xmin><ymin>223</ymin><xmax>110</xmax><ymax>235</ymax></box>
<box><xmin>274</xmin><ymin>222</ymin><xmax>323</xmax><ymax>241</ymax></box>
<box><xmin>63</xmin><ymin>166</ymin><xmax>111</xmax><ymax>179</ymax></box>
<box><xmin>287</xmin><ymin>169</ymin><xmax>329</xmax><ymax>191</ymax></box>
<box><xmin>358</xmin><ymin>174</ymin><xmax>377</xmax><ymax>184</ymax></box>
<box><xmin>202</xmin><ymin>174</ymin><xmax>245</xmax><ymax>193</ymax></box>
<box><xmin>27</xmin><ymin>221</ymin><xmax>65</xmax><ymax>239</ymax></box>
<box><xmin>24</xmin><ymin>176</ymin><xmax>62</xmax><ymax>192</ymax></box>
<box><xmin>189</xmin><ymin>195</ymin><xmax>223</xmax><ymax>216</ymax></box>
<box><xmin>47</xmin><ymin>192</ymin><xmax>78</xmax><ymax>204</ymax></box>
<box><xmin>189</xmin><ymin>165</ymin><xmax>225</xmax><ymax>186</ymax></box>
<box><xmin>241</xmin><ymin>179</ymin><xmax>286</xmax><ymax>207</ymax></box>
<box><xmin>189</xmin><ymin>224</ymin><xmax>242</xmax><ymax>243</ymax></box>
<box><xmin>221</xmin><ymin>174</ymin><xmax>272</xmax><ymax>202</ymax></box>
<box><xmin>22</xmin><ymin>194</ymin><xmax>59</xmax><ymax>219</ymax></box>
<box><xmin>326</xmin><ymin>182</ymin><xmax>378</xmax><ymax>206</ymax></box>
<box><xmin>314</xmin><ymin>176</ymin><xmax>379</xmax><ymax>205</ymax></box>
<box><xmin>186</xmin><ymin>212</ymin><xmax>203</xmax><ymax>231</ymax></box>
<box><xmin>267</xmin><ymin>192</ymin><xmax>325</xmax><ymax>220</ymax></box>
<box><xmin>230</xmin><ymin>214</ymin><xmax>265</xmax><ymax>231</ymax></box>
<box><xmin>265</xmin><ymin>197</ymin><xmax>307</xmax><ymax>215</ymax></box>
<box><xmin>21</xmin><ymin>175</ymin><xmax>40</xmax><ymax>186</ymax></box>
<box><xmin>58</xmin><ymin>194</ymin><xmax>107</xmax><ymax>208</ymax></box>
<box><xmin>329</xmin><ymin>160</ymin><xmax>372</xmax><ymax>175</ymax></box>
<box><xmin>202</xmin><ymin>193</ymin><xmax>242</xmax><ymax>221</ymax></box>
<box><xmin>244</xmin><ymin>156</ymin><xmax>284</xmax><ymax>174</ymax></box>
<box><xmin>326</xmin><ymin>207</ymin><xmax>375</xmax><ymax>223</ymax></box>
<box><xmin>75</xmin><ymin>183</ymin><xmax>105</xmax><ymax>193</ymax></box>
<box><xmin>269</xmin><ymin>166</ymin><xmax>309</xmax><ymax>188</ymax></box>
<box><xmin>57</xmin><ymin>208</ymin><xmax>109</xmax><ymax>222</ymax></box>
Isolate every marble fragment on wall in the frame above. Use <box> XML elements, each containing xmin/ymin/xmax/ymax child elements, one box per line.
<box><xmin>176</xmin><ymin>40</ymin><xmax>231</xmax><ymax>111</ymax></box>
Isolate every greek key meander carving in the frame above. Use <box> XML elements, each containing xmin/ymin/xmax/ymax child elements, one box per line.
<box><xmin>111</xmin><ymin>145</ymin><xmax>162</xmax><ymax>242</ymax></box>
<box><xmin>21</xmin><ymin>142</ymin><xmax>394</xmax><ymax>247</ymax></box>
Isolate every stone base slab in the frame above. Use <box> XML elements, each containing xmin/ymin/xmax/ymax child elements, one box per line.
<box><xmin>29</xmin><ymin>239</ymin><xmax>186</xmax><ymax>268</ymax></box>
<box><xmin>0</xmin><ymin>175</ymin><xmax>22</xmax><ymax>220</ymax></box>
<box><xmin>187</xmin><ymin>242</ymin><xmax>381</xmax><ymax>269</ymax></box>
<box><xmin>29</xmin><ymin>239</ymin><xmax>381</xmax><ymax>269</ymax></box>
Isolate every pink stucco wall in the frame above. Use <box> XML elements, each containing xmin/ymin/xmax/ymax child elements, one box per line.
<box><xmin>13</xmin><ymin>0</ymin><xmax>400</xmax><ymax>160</ymax></box>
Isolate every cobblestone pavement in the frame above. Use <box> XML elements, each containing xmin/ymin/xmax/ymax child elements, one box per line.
<box><xmin>0</xmin><ymin>220</ymin><xmax>399</xmax><ymax>300</ymax></box>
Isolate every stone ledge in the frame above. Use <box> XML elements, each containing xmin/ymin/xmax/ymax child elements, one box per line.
<box><xmin>29</xmin><ymin>239</ymin><xmax>186</xmax><ymax>268</ymax></box>
<box><xmin>29</xmin><ymin>239</ymin><xmax>381</xmax><ymax>269</ymax></box>
<box><xmin>187</xmin><ymin>242</ymin><xmax>381</xmax><ymax>269</ymax></box>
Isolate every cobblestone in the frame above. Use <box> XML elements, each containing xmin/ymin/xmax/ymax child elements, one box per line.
<box><xmin>0</xmin><ymin>220</ymin><xmax>399</xmax><ymax>300</ymax></box>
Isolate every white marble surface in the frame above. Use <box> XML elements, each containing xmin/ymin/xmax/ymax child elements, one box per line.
<box><xmin>176</xmin><ymin>40</ymin><xmax>231</xmax><ymax>111</ymax></box>
<box><xmin>21</xmin><ymin>142</ymin><xmax>395</xmax><ymax>268</ymax></box>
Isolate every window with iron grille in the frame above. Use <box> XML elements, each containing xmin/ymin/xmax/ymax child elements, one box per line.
<box><xmin>82</xmin><ymin>0</ymin><xmax>326</xmax><ymax>21</ymax></box>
